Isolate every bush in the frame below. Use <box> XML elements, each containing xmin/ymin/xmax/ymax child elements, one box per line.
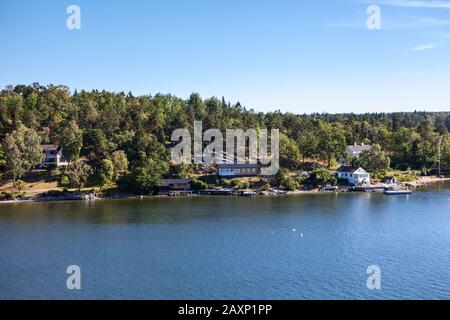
<box><xmin>94</xmin><ymin>159</ymin><xmax>114</xmax><ymax>187</ymax></box>
<box><xmin>0</xmin><ymin>192</ymin><xmax>18</xmax><ymax>200</ymax></box>
<box><xmin>59</xmin><ymin>175</ymin><xmax>69</xmax><ymax>187</ymax></box>
<box><xmin>283</xmin><ymin>177</ymin><xmax>300</xmax><ymax>191</ymax></box>
<box><xmin>261</xmin><ymin>183</ymin><xmax>271</xmax><ymax>191</ymax></box>
<box><xmin>15</xmin><ymin>179</ymin><xmax>27</xmax><ymax>192</ymax></box>
<box><xmin>230</xmin><ymin>179</ymin><xmax>250</xmax><ymax>190</ymax></box>
<box><xmin>191</xmin><ymin>179</ymin><xmax>208</xmax><ymax>191</ymax></box>
<box><xmin>219</xmin><ymin>179</ymin><xmax>231</xmax><ymax>187</ymax></box>
<box><xmin>328</xmin><ymin>176</ymin><xmax>338</xmax><ymax>186</ymax></box>
<box><xmin>309</xmin><ymin>168</ymin><xmax>332</xmax><ymax>187</ymax></box>
<box><xmin>337</xmin><ymin>177</ymin><xmax>350</xmax><ymax>186</ymax></box>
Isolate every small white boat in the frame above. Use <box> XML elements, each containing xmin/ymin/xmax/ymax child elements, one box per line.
<box><xmin>383</xmin><ymin>190</ymin><xmax>412</xmax><ymax>195</ymax></box>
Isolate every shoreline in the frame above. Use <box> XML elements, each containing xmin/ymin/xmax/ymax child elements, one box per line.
<box><xmin>1</xmin><ymin>177</ymin><xmax>449</xmax><ymax>204</ymax></box>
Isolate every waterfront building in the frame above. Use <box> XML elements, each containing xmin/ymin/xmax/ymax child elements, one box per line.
<box><xmin>336</xmin><ymin>166</ymin><xmax>371</xmax><ymax>186</ymax></box>
<box><xmin>217</xmin><ymin>163</ymin><xmax>259</xmax><ymax>178</ymax></box>
<box><xmin>38</xmin><ymin>145</ymin><xmax>68</xmax><ymax>167</ymax></box>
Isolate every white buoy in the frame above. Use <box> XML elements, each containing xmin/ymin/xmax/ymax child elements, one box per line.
<box><xmin>291</xmin><ymin>228</ymin><xmax>296</xmax><ymax>232</ymax></box>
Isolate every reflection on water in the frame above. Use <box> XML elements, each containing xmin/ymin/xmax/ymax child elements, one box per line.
<box><xmin>0</xmin><ymin>182</ymin><xmax>449</xmax><ymax>299</ymax></box>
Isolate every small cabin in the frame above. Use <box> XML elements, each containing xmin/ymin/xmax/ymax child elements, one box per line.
<box><xmin>336</xmin><ymin>166</ymin><xmax>371</xmax><ymax>186</ymax></box>
<box><xmin>217</xmin><ymin>163</ymin><xmax>259</xmax><ymax>178</ymax></box>
<box><xmin>39</xmin><ymin>145</ymin><xmax>68</xmax><ymax>167</ymax></box>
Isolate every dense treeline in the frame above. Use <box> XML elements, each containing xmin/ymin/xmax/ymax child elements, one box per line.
<box><xmin>0</xmin><ymin>83</ymin><xmax>449</xmax><ymax>193</ymax></box>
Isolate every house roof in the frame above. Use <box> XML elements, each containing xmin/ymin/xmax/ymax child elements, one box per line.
<box><xmin>217</xmin><ymin>163</ymin><xmax>259</xmax><ymax>169</ymax></box>
<box><xmin>40</xmin><ymin>144</ymin><xmax>60</xmax><ymax>152</ymax></box>
<box><xmin>383</xmin><ymin>176</ymin><xmax>396</xmax><ymax>181</ymax></box>
<box><xmin>337</xmin><ymin>166</ymin><xmax>364</xmax><ymax>174</ymax></box>
<box><xmin>158</xmin><ymin>179</ymin><xmax>192</xmax><ymax>187</ymax></box>
<box><xmin>348</xmin><ymin>144</ymin><xmax>372</xmax><ymax>154</ymax></box>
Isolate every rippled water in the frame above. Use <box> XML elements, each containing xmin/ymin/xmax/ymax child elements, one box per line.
<box><xmin>1</xmin><ymin>182</ymin><xmax>450</xmax><ymax>300</ymax></box>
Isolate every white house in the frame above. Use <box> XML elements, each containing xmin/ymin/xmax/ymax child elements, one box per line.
<box><xmin>340</xmin><ymin>143</ymin><xmax>372</xmax><ymax>165</ymax></box>
<box><xmin>38</xmin><ymin>145</ymin><xmax>68</xmax><ymax>167</ymax></box>
<box><xmin>217</xmin><ymin>164</ymin><xmax>259</xmax><ymax>178</ymax></box>
<box><xmin>348</xmin><ymin>143</ymin><xmax>372</xmax><ymax>157</ymax></box>
<box><xmin>336</xmin><ymin>166</ymin><xmax>371</xmax><ymax>186</ymax></box>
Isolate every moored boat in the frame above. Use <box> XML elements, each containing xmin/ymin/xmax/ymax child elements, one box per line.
<box><xmin>383</xmin><ymin>190</ymin><xmax>412</xmax><ymax>195</ymax></box>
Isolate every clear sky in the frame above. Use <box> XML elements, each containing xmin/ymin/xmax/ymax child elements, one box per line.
<box><xmin>1</xmin><ymin>0</ymin><xmax>450</xmax><ymax>114</ymax></box>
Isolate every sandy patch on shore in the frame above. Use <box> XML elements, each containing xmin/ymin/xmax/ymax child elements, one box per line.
<box><xmin>404</xmin><ymin>177</ymin><xmax>450</xmax><ymax>188</ymax></box>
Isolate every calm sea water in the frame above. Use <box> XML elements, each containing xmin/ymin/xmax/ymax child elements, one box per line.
<box><xmin>1</xmin><ymin>183</ymin><xmax>450</xmax><ymax>300</ymax></box>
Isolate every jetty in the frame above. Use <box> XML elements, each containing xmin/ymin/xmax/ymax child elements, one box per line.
<box><xmin>195</xmin><ymin>189</ymin><xmax>255</xmax><ymax>197</ymax></box>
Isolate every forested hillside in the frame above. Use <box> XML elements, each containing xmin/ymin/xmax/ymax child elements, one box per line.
<box><xmin>1</xmin><ymin>83</ymin><xmax>449</xmax><ymax>193</ymax></box>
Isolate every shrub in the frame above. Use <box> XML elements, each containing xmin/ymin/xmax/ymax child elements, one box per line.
<box><xmin>328</xmin><ymin>176</ymin><xmax>338</xmax><ymax>186</ymax></box>
<box><xmin>230</xmin><ymin>179</ymin><xmax>249</xmax><ymax>190</ymax></box>
<box><xmin>15</xmin><ymin>179</ymin><xmax>27</xmax><ymax>192</ymax></box>
<box><xmin>284</xmin><ymin>177</ymin><xmax>300</xmax><ymax>191</ymax></box>
<box><xmin>219</xmin><ymin>179</ymin><xmax>231</xmax><ymax>187</ymax></box>
<box><xmin>191</xmin><ymin>179</ymin><xmax>208</xmax><ymax>191</ymax></box>
<box><xmin>59</xmin><ymin>175</ymin><xmax>69</xmax><ymax>187</ymax></box>
<box><xmin>0</xmin><ymin>192</ymin><xmax>17</xmax><ymax>200</ymax></box>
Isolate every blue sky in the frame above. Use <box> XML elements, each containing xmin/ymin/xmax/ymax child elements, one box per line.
<box><xmin>1</xmin><ymin>0</ymin><xmax>450</xmax><ymax>113</ymax></box>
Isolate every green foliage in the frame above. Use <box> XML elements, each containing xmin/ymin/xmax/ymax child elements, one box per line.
<box><xmin>0</xmin><ymin>144</ymin><xmax>5</xmax><ymax>172</ymax></box>
<box><xmin>121</xmin><ymin>158</ymin><xmax>169</xmax><ymax>195</ymax></box>
<box><xmin>356</xmin><ymin>144</ymin><xmax>390</xmax><ymax>174</ymax></box>
<box><xmin>81</xmin><ymin>129</ymin><xmax>109</xmax><ymax>163</ymax></box>
<box><xmin>15</xmin><ymin>179</ymin><xmax>26</xmax><ymax>193</ymax></box>
<box><xmin>60</xmin><ymin>120</ymin><xmax>83</xmax><ymax>162</ymax></box>
<box><xmin>1</xmin><ymin>83</ymin><xmax>449</xmax><ymax>196</ymax></box>
<box><xmin>230</xmin><ymin>179</ymin><xmax>250</xmax><ymax>190</ymax></box>
<box><xmin>1</xmin><ymin>124</ymin><xmax>43</xmax><ymax>184</ymax></box>
<box><xmin>309</xmin><ymin>168</ymin><xmax>332</xmax><ymax>187</ymax></box>
<box><xmin>260</xmin><ymin>183</ymin><xmax>271</xmax><ymax>191</ymax></box>
<box><xmin>0</xmin><ymin>191</ymin><xmax>22</xmax><ymax>200</ymax></box>
<box><xmin>279</xmin><ymin>133</ymin><xmax>302</xmax><ymax>170</ymax></box>
<box><xmin>169</xmin><ymin>163</ymin><xmax>194</xmax><ymax>179</ymax></box>
<box><xmin>191</xmin><ymin>179</ymin><xmax>208</xmax><ymax>191</ymax></box>
<box><xmin>328</xmin><ymin>175</ymin><xmax>338</xmax><ymax>186</ymax></box>
<box><xmin>317</xmin><ymin>122</ymin><xmax>347</xmax><ymax>168</ymax></box>
<box><xmin>65</xmin><ymin>161</ymin><xmax>92</xmax><ymax>190</ymax></box>
<box><xmin>271</xmin><ymin>168</ymin><xmax>300</xmax><ymax>191</ymax></box>
<box><xmin>219</xmin><ymin>179</ymin><xmax>231</xmax><ymax>187</ymax></box>
<box><xmin>96</xmin><ymin>159</ymin><xmax>114</xmax><ymax>187</ymax></box>
<box><xmin>110</xmin><ymin>150</ymin><xmax>128</xmax><ymax>180</ymax></box>
<box><xmin>59</xmin><ymin>175</ymin><xmax>69</xmax><ymax>187</ymax></box>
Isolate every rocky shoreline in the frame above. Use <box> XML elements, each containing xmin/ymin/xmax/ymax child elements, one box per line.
<box><xmin>1</xmin><ymin>177</ymin><xmax>449</xmax><ymax>204</ymax></box>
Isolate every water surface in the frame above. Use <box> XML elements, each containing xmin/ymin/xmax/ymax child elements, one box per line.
<box><xmin>1</xmin><ymin>183</ymin><xmax>450</xmax><ymax>299</ymax></box>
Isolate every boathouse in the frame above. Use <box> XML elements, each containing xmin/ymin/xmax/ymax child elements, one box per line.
<box><xmin>157</xmin><ymin>179</ymin><xmax>193</xmax><ymax>196</ymax></box>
